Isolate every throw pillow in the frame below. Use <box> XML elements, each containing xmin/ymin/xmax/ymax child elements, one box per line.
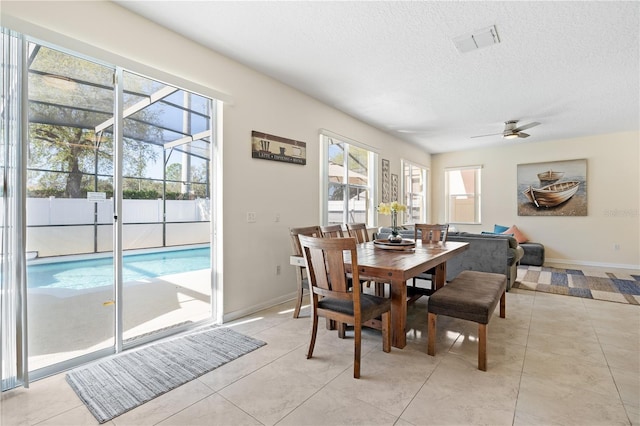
<box><xmin>494</xmin><ymin>224</ymin><xmax>510</xmax><ymax>233</ymax></box>
<box><xmin>503</xmin><ymin>225</ymin><xmax>528</xmax><ymax>243</ymax></box>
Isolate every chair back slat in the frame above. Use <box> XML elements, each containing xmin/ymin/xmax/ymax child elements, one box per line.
<box><xmin>320</xmin><ymin>224</ymin><xmax>345</xmax><ymax>238</ymax></box>
<box><xmin>414</xmin><ymin>223</ymin><xmax>449</xmax><ymax>245</ymax></box>
<box><xmin>346</xmin><ymin>223</ymin><xmax>370</xmax><ymax>243</ymax></box>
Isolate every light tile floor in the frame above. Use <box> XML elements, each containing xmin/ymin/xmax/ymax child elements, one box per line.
<box><xmin>1</xmin><ymin>286</ymin><xmax>639</xmax><ymax>426</ymax></box>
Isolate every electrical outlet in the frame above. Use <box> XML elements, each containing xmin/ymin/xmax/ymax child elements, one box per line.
<box><xmin>614</xmin><ymin>243</ymin><xmax>620</xmax><ymax>251</ymax></box>
<box><xmin>275</xmin><ymin>213</ymin><xmax>280</xmax><ymax>222</ymax></box>
<box><xmin>275</xmin><ymin>265</ymin><xmax>281</xmax><ymax>275</ymax></box>
<box><xmin>247</xmin><ymin>212</ymin><xmax>256</xmax><ymax>223</ymax></box>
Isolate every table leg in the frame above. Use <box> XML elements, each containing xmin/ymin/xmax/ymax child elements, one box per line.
<box><xmin>389</xmin><ymin>279</ymin><xmax>407</xmax><ymax>348</ymax></box>
<box><xmin>433</xmin><ymin>262</ymin><xmax>447</xmax><ymax>290</ymax></box>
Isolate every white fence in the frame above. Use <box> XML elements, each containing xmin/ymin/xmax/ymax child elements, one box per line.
<box><xmin>26</xmin><ymin>197</ymin><xmax>210</xmax><ymax>225</ymax></box>
<box><xmin>21</xmin><ymin>198</ymin><xmax>211</xmax><ymax>258</ymax></box>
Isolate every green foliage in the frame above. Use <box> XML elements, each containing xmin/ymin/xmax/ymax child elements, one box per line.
<box><xmin>123</xmin><ymin>189</ymin><xmax>160</xmax><ymax>199</ymax></box>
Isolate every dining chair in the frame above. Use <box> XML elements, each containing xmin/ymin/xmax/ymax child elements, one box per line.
<box><xmin>320</xmin><ymin>224</ymin><xmax>345</xmax><ymax>238</ymax></box>
<box><xmin>345</xmin><ymin>222</ymin><xmax>369</xmax><ymax>243</ymax></box>
<box><xmin>289</xmin><ymin>225</ymin><xmax>323</xmax><ymax>318</ymax></box>
<box><xmin>346</xmin><ymin>222</ymin><xmax>386</xmax><ymax>297</ymax></box>
<box><xmin>408</xmin><ymin>223</ymin><xmax>450</xmax><ymax>303</ymax></box>
<box><xmin>298</xmin><ymin>234</ymin><xmax>391</xmax><ymax>378</ymax></box>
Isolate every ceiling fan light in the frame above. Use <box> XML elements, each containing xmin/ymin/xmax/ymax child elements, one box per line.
<box><xmin>503</xmin><ymin>133</ymin><xmax>519</xmax><ymax>140</ymax></box>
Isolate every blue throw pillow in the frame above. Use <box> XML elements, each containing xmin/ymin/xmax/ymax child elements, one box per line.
<box><xmin>494</xmin><ymin>224</ymin><xmax>510</xmax><ymax>233</ymax></box>
<box><xmin>482</xmin><ymin>231</ymin><xmax>514</xmax><ymax>236</ymax></box>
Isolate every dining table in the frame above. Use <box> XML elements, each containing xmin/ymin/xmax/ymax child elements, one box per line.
<box><xmin>290</xmin><ymin>239</ymin><xmax>469</xmax><ymax>349</ymax></box>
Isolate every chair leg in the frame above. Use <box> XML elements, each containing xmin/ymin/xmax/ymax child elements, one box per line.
<box><xmin>353</xmin><ymin>322</ymin><xmax>361</xmax><ymax>378</ymax></box>
<box><xmin>307</xmin><ymin>312</ymin><xmax>319</xmax><ymax>359</ymax></box>
<box><xmin>478</xmin><ymin>323</ymin><xmax>487</xmax><ymax>371</ymax></box>
<box><xmin>500</xmin><ymin>291</ymin><xmax>506</xmax><ymax>318</ymax></box>
<box><xmin>427</xmin><ymin>312</ymin><xmax>436</xmax><ymax>356</ymax></box>
<box><xmin>338</xmin><ymin>322</ymin><xmax>346</xmax><ymax>338</ymax></box>
<box><xmin>293</xmin><ymin>284</ymin><xmax>304</xmax><ymax>319</ymax></box>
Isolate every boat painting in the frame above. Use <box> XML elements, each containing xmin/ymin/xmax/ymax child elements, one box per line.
<box><xmin>537</xmin><ymin>170</ymin><xmax>564</xmax><ymax>183</ymax></box>
<box><xmin>518</xmin><ymin>159</ymin><xmax>587</xmax><ymax>216</ymax></box>
<box><xmin>523</xmin><ymin>180</ymin><xmax>580</xmax><ymax>208</ymax></box>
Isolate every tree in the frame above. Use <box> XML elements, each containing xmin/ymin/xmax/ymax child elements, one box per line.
<box><xmin>28</xmin><ymin>44</ymin><xmax>160</xmax><ymax>198</ymax></box>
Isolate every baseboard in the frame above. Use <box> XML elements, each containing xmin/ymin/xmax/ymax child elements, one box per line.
<box><xmin>222</xmin><ymin>291</ymin><xmax>298</xmax><ymax>323</ymax></box>
<box><xmin>544</xmin><ymin>257</ymin><xmax>640</xmax><ymax>271</ymax></box>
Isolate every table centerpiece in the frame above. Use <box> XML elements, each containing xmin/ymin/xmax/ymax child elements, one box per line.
<box><xmin>377</xmin><ymin>201</ymin><xmax>407</xmax><ymax>243</ymax></box>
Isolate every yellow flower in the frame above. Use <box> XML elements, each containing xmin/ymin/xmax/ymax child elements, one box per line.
<box><xmin>377</xmin><ymin>202</ymin><xmax>407</xmax><ymax>215</ymax></box>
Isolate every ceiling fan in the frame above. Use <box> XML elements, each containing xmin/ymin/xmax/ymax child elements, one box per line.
<box><xmin>471</xmin><ymin>120</ymin><xmax>541</xmax><ymax>140</ymax></box>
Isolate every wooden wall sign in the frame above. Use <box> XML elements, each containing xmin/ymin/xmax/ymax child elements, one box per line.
<box><xmin>251</xmin><ymin>131</ymin><xmax>306</xmax><ymax>165</ymax></box>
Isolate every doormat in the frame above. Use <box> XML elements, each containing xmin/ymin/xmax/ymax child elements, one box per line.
<box><xmin>66</xmin><ymin>326</ymin><xmax>266</xmax><ymax>423</ymax></box>
<box><xmin>514</xmin><ymin>265</ymin><xmax>640</xmax><ymax>305</ymax></box>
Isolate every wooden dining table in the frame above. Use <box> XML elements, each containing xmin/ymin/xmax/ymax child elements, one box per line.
<box><xmin>290</xmin><ymin>239</ymin><xmax>469</xmax><ymax>349</ymax></box>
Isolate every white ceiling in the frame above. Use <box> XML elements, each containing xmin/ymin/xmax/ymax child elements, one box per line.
<box><xmin>114</xmin><ymin>1</ymin><xmax>639</xmax><ymax>153</ymax></box>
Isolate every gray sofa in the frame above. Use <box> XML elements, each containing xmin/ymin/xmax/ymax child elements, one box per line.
<box><xmin>375</xmin><ymin>228</ymin><xmax>523</xmax><ymax>290</ymax></box>
<box><xmin>446</xmin><ymin>232</ymin><xmax>523</xmax><ymax>290</ymax></box>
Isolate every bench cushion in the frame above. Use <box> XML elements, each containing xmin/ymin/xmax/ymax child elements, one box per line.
<box><xmin>428</xmin><ymin>271</ymin><xmax>507</xmax><ymax>324</ymax></box>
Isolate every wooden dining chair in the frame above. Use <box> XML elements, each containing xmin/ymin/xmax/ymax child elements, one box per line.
<box><xmin>320</xmin><ymin>224</ymin><xmax>345</xmax><ymax>238</ymax></box>
<box><xmin>345</xmin><ymin>222</ymin><xmax>370</xmax><ymax>243</ymax></box>
<box><xmin>408</xmin><ymin>223</ymin><xmax>450</xmax><ymax>303</ymax></box>
<box><xmin>298</xmin><ymin>234</ymin><xmax>391</xmax><ymax>378</ymax></box>
<box><xmin>289</xmin><ymin>225</ymin><xmax>323</xmax><ymax>318</ymax></box>
<box><xmin>346</xmin><ymin>222</ymin><xmax>386</xmax><ymax>297</ymax></box>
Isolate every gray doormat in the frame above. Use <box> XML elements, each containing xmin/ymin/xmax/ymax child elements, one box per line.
<box><xmin>66</xmin><ymin>327</ymin><xmax>266</xmax><ymax>423</ymax></box>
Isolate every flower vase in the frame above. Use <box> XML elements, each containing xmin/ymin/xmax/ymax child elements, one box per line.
<box><xmin>388</xmin><ymin>211</ymin><xmax>403</xmax><ymax>243</ymax></box>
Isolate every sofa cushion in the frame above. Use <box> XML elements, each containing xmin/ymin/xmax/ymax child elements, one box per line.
<box><xmin>503</xmin><ymin>225</ymin><xmax>528</xmax><ymax>243</ymax></box>
<box><xmin>520</xmin><ymin>242</ymin><xmax>544</xmax><ymax>266</ymax></box>
<box><xmin>494</xmin><ymin>224</ymin><xmax>510</xmax><ymax>233</ymax></box>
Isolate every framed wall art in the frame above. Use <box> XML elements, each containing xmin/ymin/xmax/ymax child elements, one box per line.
<box><xmin>381</xmin><ymin>158</ymin><xmax>390</xmax><ymax>203</ymax></box>
<box><xmin>251</xmin><ymin>131</ymin><xmax>306</xmax><ymax>165</ymax></box>
<box><xmin>391</xmin><ymin>173</ymin><xmax>398</xmax><ymax>202</ymax></box>
<box><xmin>517</xmin><ymin>159</ymin><xmax>587</xmax><ymax>216</ymax></box>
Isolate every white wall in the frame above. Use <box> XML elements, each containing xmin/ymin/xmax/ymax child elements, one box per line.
<box><xmin>1</xmin><ymin>1</ymin><xmax>430</xmax><ymax>320</ymax></box>
<box><xmin>432</xmin><ymin>132</ymin><xmax>640</xmax><ymax>269</ymax></box>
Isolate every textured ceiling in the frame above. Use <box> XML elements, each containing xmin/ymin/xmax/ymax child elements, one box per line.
<box><xmin>114</xmin><ymin>1</ymin><xmax>640</xmax><ymax>153</ymax></box>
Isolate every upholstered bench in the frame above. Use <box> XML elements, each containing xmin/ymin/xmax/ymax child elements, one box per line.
<box><xmin>519</xmin><ymin>242</ymin><xmax>545</xmax><ymax>266</ymax></box>
<box><xmin>427</xmin><ymin>270</ymin><xmax>507</xmax><ymax>371</ymax></box>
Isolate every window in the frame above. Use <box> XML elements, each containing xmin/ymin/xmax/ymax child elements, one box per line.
<box><xmin>445</xmin><ymin>166</ymin><xmax>481</xmax><ymax>224</ymax></box>
<box><xmin>402</xmin><ymin>161</ymin><xmax>428</xmax><ymax>224</ymax></box>
<box><xmin>322</xmin><ymin>133</ymin><xmax>376</xmax><ymax>226</ymax></box>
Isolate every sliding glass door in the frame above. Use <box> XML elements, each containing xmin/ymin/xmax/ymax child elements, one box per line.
<box><xmin>120</xmin><ymin>71</ymin><xmax>212</xmax><ymax>344</ymax></box>
<box><xmin>1</xmin><ymin>32</ymin><xmax>216</xmax><ymax>384</ymax></box>
<box><xmin>26</xmin><ymin>43</ymin><xmax>117</xmax><ymax>372</ymax></box>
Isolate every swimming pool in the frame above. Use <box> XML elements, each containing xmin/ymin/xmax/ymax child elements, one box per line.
<box><xmin>27</xmin><ymin>247</ymin><xmax>210</xmax><ymax>290</ymax></box>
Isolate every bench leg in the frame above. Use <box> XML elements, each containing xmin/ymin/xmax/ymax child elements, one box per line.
<box><xmin>500</xmin><ymin>291</ymin><xmax>506</xmax><ymax>318</ymax></box>
<box><xmin>478</xmin><ymin>323</ymin><xmax>487</xmax><ymax>371</ymax></box>
<box><xmin>427</xmin><ymin>312</ymin><xmax>436</xmax><ymax>356</ymax></box>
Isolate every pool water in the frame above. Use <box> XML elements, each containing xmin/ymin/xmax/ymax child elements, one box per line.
<box><xmin>27</xmin><ymin>247</ymin><xmax>210</xmax><ymax>290</ymax></box>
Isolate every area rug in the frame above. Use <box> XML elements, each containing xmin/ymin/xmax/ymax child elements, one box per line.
<box><xmin>66</xmin><ymin>327</ymin><xmax>266</xmax><ymax>423</ymax></box>
<box><xmin>514</xmin><ymin>265</ymin><xmax>640</xmax><ymax>305</ymax></box>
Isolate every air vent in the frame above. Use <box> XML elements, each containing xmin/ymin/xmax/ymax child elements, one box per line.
<box><xmin>453</xmin><ymin>25</ymin><xmax>500</xmax><ymax>53</ymax></box>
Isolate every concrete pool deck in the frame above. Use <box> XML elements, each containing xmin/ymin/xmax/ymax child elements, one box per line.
<box><xmin>28</xmin><ymin>269</ymin><xmax>212</xmax><ymax>371</ymax></box>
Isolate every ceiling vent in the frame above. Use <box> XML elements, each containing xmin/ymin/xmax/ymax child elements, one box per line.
<box><xmin>453</xmin><ymin>25</ymin><xmax>500</xmax><ymax>53</ymax></box>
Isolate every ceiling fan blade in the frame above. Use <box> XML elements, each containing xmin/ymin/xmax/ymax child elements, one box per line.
<box><xmin>517</xmin><ymin>132</ymin><xmax>530</xmax><ymax>138</ymax></box>
<box><xmin>513</xmin><ymin>122</ymin><xmax>540</xmax><ymax>132</ymax></box>
<box><xmin>470</xmin><ymin>132</ymin><xmax>503</xmax><ymax>139</ymax></box>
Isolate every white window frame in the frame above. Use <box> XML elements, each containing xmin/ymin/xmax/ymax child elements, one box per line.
<box><xmin>444</xmin><ymin>165</ymin><xmax>482</xmax><ymax>224</ymax></box>
<box><xmin>320</xmin><ymin>130</ymin><xmax>378</xmax><ymax>227</ymax></box>
<box><xmin>401</xmin><ymin>160</ymin><xmax>428</xmax><ymax>224</ymax></box>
